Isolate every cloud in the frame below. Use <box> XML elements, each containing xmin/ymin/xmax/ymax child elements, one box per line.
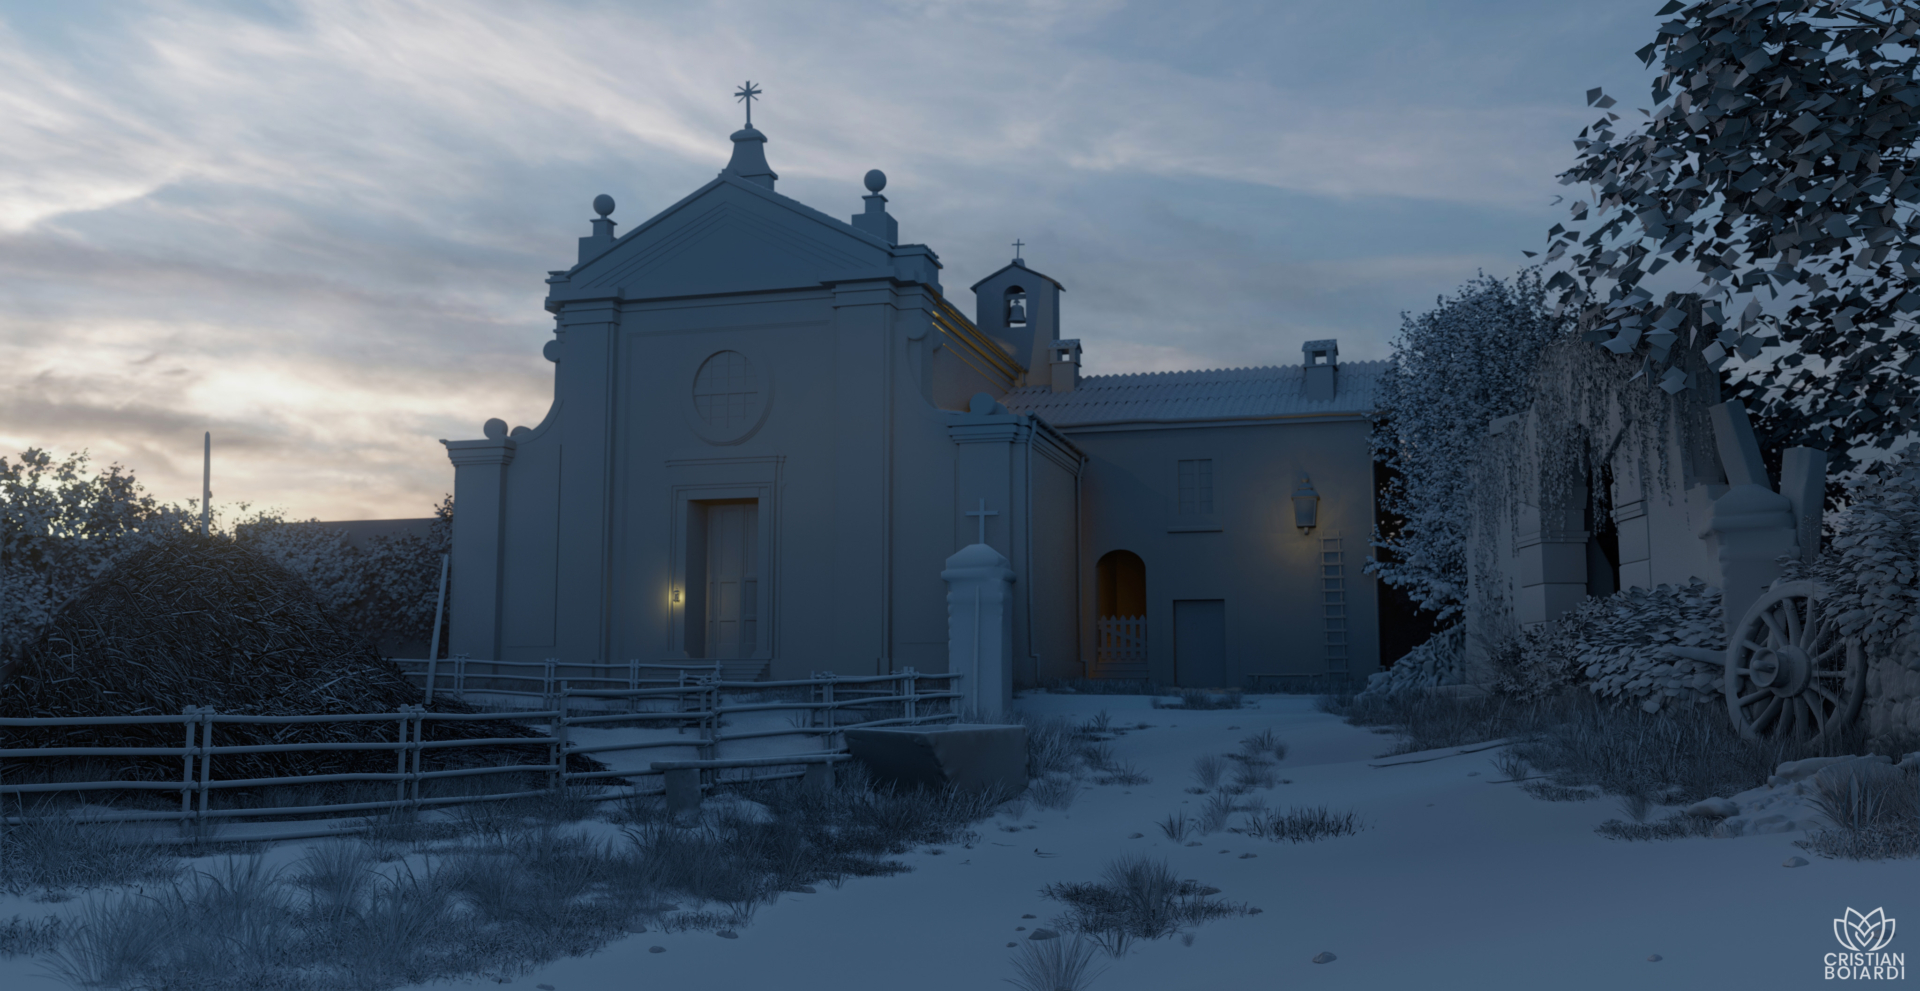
<box><xmin>0</xmin><ymin>0</ymin><xmax>1661</xmax><ymax>518</ymax></box>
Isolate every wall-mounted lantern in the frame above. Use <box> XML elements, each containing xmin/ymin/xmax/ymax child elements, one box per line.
<box><xmin>670</xmin><ymin>588</ymin><xmax>682</xmax><ymax>604</ymax></box>
<box><xmin>1292</xmin><ymin>477</ymin><xmax>1320</xmax><ymax>534</ymax></box>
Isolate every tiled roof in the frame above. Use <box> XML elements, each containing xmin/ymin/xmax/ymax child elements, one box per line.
<box><xmin>999</xmin><ymin>360</ymin><xmax>1386</xmax><ymax>427</ymax></box>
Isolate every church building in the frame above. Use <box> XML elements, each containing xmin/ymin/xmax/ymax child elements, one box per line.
<box><xmin>441</xmin><ymin>108</ymin><xmax>1387</xmax><ymax>690</ymax></box>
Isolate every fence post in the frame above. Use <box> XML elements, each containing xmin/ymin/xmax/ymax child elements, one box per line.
<box><xmin>628</xmin><ymin>657</ymin><xmax>640</xmax><ymax>714</ymax></box>
<box><xmin>454</xmin><ymin>654</ymin><xmax>468</xmax><ymax>699</ymax></box>
<box><xmin>397</xmin><ymin>704</ymin><xmax>423</xmax><ymax>813</ymax></box>
<box><xmin>699</xmin><ymin>675</ymin><xmax>717</xmax><ymax>791</ymax></box>
<box><xmin>543</xmin><ymin>658</ymin><xmax>557</xmax><ymax>709</ymax></box>
<box><xmin>197</xmin><ymin>709</ymin><xmax>214</xmax><ymax>823</ymax></box>
<box><xmin>903</xmin><ymin>667</ymin><xmax>918</xmax><ymax>723</ymax></box>
<box><xmin>550</xmin><ymin>681</ymin><xmax>570</xmax><ymax>792</ymax></box>
<box><xmin>821</xmin><ymin>672</ymin><xmax>836</xmax><ymax>748</ymax></box>
<box><xmin>179</xmin><ymin>707</ymin><xmax>202</xmax><ymax>824</ymax></box>
<box><xmin>409</xmin><ymin>705</ymin><xmax>425</xmax><ymax>811</ymax></box>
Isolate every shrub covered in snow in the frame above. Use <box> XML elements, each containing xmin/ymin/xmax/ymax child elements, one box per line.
<box><xmin>1795</xmin><ymin>447</ymin><xmax>1920</xmax><ymax>664</ymax></box>
<box><xmin>1357</xmin><ymin>626</ymin><xmax>1466</xmax><ymax>700</ymax></box>
<box><xmin>1490</xmin><ymin>581</ymin><xmax>1724</xmax><ymax>713</ymax></box>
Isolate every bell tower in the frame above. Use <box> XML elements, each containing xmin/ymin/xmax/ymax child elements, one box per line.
<box><xmin>969</xmin><ymin>247</ymin><xmax>1064</xmax><ymax>385</ymax></box>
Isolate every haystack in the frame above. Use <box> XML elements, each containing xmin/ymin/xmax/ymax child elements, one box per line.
<box><xmin>0</xmin><ymin>534</ymin><xmax>603</xmax><ymax>799</ymax></box>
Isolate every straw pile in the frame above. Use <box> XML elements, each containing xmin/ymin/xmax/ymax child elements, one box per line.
<box><xmin>0</xmin><ymin>534</ymin><xmax>603</xmax><ymax>792</ymax></box>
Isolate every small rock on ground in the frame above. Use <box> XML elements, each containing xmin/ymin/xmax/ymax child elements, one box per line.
<box><xmin>649</xmin><ymin>946</ymin><xmax>665</xmax><ymax>953</ymax></box>
<box><xmin>1784</xmin><ymin>856</ymin><xmax>1810</xmax><ymax>867</ymax></box>
<box><xmin>717</xmin><ymin>931</ymin><xmax>738</xmax><ymax>939</ymax></box>
<box><xmin>1029</xmin><ymin>929</ymin><xmax>1060</xmax><ymax>940</ymax></box>
<box><xmin>537</xmin><ymin>985</ymin><xmax>555</xmax><ymax>990</ymax></box>
<box><xmin>1022</xmin><ymin>914</ymin><xmax>1037</xmax><ymax>919</ymax></box>
<box><xmin>1239</xmin><ymin>853</ymin><xmax>1258</xmax><ymax>859</ymax></box>
<box><xmin>1648</xmin><ymin>954</ymin><xmax>1663</xmax><ymax>962</ymax></box>
<box><xmin>1006</xmin><ymin>942</ymin><xmax>1017</xmax><ymax>947</ymax></box>
<box><xmin>1312</xmin><ymin>951</ymin><xmax>1337</xmax><ymax>964</ymax></box>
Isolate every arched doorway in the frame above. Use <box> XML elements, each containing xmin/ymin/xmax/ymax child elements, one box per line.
<box><xmin>1095</xmin><ymin>551</ymin><xmax>1146</xmax><ymax>678</ymax></box>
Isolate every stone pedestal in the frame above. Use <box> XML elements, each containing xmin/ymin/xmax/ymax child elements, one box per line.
<box><xmin>943</xmin><ymin>543</ymin><xmax>1015</xmax><ymax>720</ymax></box>
<box><xmin>844</xmin><ymin>724</ymin><xmax>1028</xmax><ymax>796</ymax></box>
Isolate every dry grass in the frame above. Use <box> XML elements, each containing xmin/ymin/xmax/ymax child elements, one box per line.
<box><xmin>1040</xmin><ymin>854</ymin><xmax>1252</xmax><ymax>957</ymax></box>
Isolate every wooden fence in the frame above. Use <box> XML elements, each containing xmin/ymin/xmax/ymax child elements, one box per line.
<box><xmin>0</xmin><ymin>668</ymin><xmax>963</xmax><ymax>830</ymax></box>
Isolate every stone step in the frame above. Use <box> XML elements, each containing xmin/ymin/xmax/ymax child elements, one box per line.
<box><xmin>718</xmin><ymin>659</ymin><xmax>769</xmax><ymax>682</ymax></box>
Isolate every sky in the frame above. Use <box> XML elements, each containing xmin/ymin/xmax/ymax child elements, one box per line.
<box><xmin>0</xmin><ymin>0</ymin><xmax>1668</xmax><ymax>521</ymax></box>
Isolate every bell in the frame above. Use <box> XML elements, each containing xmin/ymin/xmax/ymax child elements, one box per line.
<box><xmin>1007</xmin><ymin>299</ymin><xmax>1028</xmax><ymax>324</ymax></box>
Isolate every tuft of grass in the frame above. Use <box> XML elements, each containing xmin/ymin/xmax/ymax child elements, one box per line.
<box><xmin>1229</xmin><ymin>760</ymin><xmax>1277</xmax><ymax>792</ymax></box>
<box><xmin>1040</xmin><ymin>854</ymin><xmax>1250</xmax><ymax>957</ymax></box>
<box><xmin>1030</xmin><ymin>774</ymin><xmax>1081</xmax><ymax>812</ymax></box>
<box><xmin>1157</xmin><ymin>813</ymin><xmax>1193</xmax><ymax>842</ymax></box>
<box><xmin>1807</xmin><ymin>764</ymin><xmax>1918</xmax><ymax>833</ymax></box>
<box><xmin>1190</xmin><ymin>755</ymin><xmax>1227</xmax><ymax>791</ymax></box>
<box><xmin>1082</xmin><ymin>710</ymin><xmax>1113</xmax><ymax>735</ymax></box>
<box><xmin>1040</xmin><ymin>678</ymin><xmax>1169</xmax><ymax>696</ymax></box>
<box><xmin>0</xmin><ymin>914</ymin><xmax>66</xmax><ymax>959</ymax></box>
<box><xmin>1521</xmin><ymin>780</ymin><xmax>1601</xmax><ymax>802</ymax></box>
<box><xmin>1006</xmin><ymin>934</ymin><xmax>1107</xmax><ymax>991</ymax></box>
<box><xmin>1595</xmin><ymin>813</ymin><xmax>1718</xmax><ymax>841</ymax></box>
<box><xmin>1019</xmin><ymin>713</ymin><xmax>1084</xmax><ymax>779</ymax></box>
<box><xmin>1794</xmin><ymin>764</ymin><xmax>1920</xmax><ymax>861</ymax></box>
<box><xmin>1078</xmin><ymin>743</ymin><xmax>1117</xmax><ymax>773</ymax></box>
<box><xmin>1617</xmin><ymin>791</ymin><xmax>1654</xmax><ymax>824</ymax></box>
<box><xmin>1489</xmin><ymin>749</ymin><xmax>1529</xmax><ymax>782</ymax></box>
<box><xmin>1241</xmin><ymin>806</ymin><xmax>1363</xmax><ymax>843</ymax></box>
<box><xmin>1239</xmin><ymin>730</ymin><xmax>1286</xmax><ymax>762</ymax></box>
<box><xmin>1096</xmin><ymin>762</ymin><xmax>1151</xmax><ymax>787</ymax></box>
<box><xmin>1152</xmin><ymin>689</ymin><xmax>1245</xmax><ymax>711</ymax></box>
<box><xmin>0</xmin><ymin>805</ymin><xmax>182</xmax><ymax>898</ymax></box>
<box><xmin>1197</xmin><ymin>794</ymin><xmax>1238</xmax><ymax>835</ymax></box>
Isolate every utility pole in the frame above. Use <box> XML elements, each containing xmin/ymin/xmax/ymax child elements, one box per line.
<box><xmin>200</xmin><ymin>432</ymin><xmax>211</xmax><ymax>536</ymax></box>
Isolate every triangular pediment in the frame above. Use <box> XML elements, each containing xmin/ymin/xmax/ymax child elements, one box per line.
<box><xmin>559</xmin><ymin>176</ymin><xmax>895</xmax><ymax>301</ymax></box>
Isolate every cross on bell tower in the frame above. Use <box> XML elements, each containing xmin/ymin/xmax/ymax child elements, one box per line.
<box><xmin>734</xmin><ymin>80</ymin><xmax>762</xmax><ymax>127</ymax></box>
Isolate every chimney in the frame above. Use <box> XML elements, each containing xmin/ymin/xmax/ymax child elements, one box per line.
<box><xmin>1049</xmin><ymin>339</ymin><xmax>1082</xmax><ymax>393</ymax></box>
<box><xmin>1302</xmin><ymin>339</ymin><xmax>1338</xmax><ymax>402</ymax></box>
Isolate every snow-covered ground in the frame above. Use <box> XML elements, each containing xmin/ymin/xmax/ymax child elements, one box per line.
<box><xmin>5</xmin><ymin>693</ymin><xmax>1915</xmax><ymax>989</ymax></box>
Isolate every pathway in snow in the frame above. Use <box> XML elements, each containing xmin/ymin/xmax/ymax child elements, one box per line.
<box><xmin>5</xmin><ymin>694</ymin><xmax>1914</xmax><ymax>989</ymax></box>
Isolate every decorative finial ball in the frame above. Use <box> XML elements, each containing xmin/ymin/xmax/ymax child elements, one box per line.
<box><xmin>864</xmin><ymin>170</ymin><xmax>887</xmax><ymax>194</ymax></box>
<box><xmin>483</xmin><ymin>418</ymin><xmax>508</xmax><ymax>440</ymax></box>
<box><xmin>593</xmin><ymin>194</ymin><xmax>615</xmax><ymax>217</ymax></box>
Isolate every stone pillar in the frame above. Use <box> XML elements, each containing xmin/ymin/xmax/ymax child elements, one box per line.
<box><xmin>444</xmin><ymin>422</ymin><xmax>515</xmax><ymax>660</ymax></box>
<box><xmin>1702</xmin><ymin>484</ymin><xmax>1797</xmax><ymax>637</ymax></box>
<box><xmin>1513</xmin><ymin>492</ymin><xmax>1588</xmax><ymax>629</ymax></box>
<box><xmin>1779</xmin><ymin>447</ymin><xmax>1829</xmax><ymax>565</ymax></box>
<box><xmin>1702</xmin><ymin>401</ymin><xmax>1800</xmax><ymax>634</ymax></box>
<box><xmin>944</xmin><ymin>543</ymin><xmax>1015</xmax><ymax>721</ymax></box>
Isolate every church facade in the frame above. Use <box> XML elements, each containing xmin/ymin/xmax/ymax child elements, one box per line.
<box><xmin>441</xmin><ymin>119</ymin><xmax>1385</xmax><ymax>689</ymax></box>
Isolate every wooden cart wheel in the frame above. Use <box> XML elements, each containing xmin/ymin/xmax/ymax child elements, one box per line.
<box><xmin>1725</xmin><ymin>581</ymin><xmax>1864</xmax><ymax>742</ymax></box>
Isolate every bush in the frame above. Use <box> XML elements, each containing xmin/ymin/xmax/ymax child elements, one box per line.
<box><xmin>1006</xmin><ymin>934</ymin><xmax>1106</xmax><ymax>991</ymax></box>
<box><xmin>1241</xmin><ymin>806</ymin><xmax>1363</xmax><ymax>843</ymax></box>
<box><xmin>1040</xmin><ymin>854</ymin><xmax>1251</xmax><ymax>957</ymax></box>
<box><xmin>1595</xmin><ymin>813</ymin><xmax>1718</xmax><ymax>842</ymax></box>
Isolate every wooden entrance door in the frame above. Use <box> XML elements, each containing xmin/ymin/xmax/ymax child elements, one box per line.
<box><xmin>704</xmin><ymin>500</ymin><xmax>758</xmax><ymax>658</ymax></box>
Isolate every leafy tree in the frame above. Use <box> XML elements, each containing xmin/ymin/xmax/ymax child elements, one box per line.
<box><xmin>2</xmin><ymin>448</ymin><xmax>452</xmax><ymax>657</ymax></box>
<box><xmin>1371</xmin><ymin>271</ymin><xmax>1571</xmax><ymax>622</ymax></box>
<box><xmin>0</xmin><ymin>450</ymin><xmax>194</xmax><ymax>656</ymax></box>
<box><xmin>1553</xmin><ymin>0</ymin><xmax>1920</xmax><ymax>471</ymax></box>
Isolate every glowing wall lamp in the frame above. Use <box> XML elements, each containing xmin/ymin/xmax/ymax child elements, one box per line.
<box><xmin>1291</xmin><ymin>477</ymin><xmax>1320</xmax><ymax>534</ymax></box>
<box><xmin>670</xmin><ymin>588</ymin><xmax>682</xmax><ymax>604</ymax></box>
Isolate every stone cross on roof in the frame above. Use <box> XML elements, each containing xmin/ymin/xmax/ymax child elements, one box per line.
<box><xmin>734</xmin><ymin>80</ymin><xmax>762</xmax><ymax>127</ymax></box>
<box><xmin>1012</xmin><ymin>239</ymin><xmax>1024</xmax><ymax>260</ymax></box>
<box><xmin>965</xmin><ymin>498</ymin><xmax>998</xmax><ymax>545</ymax></box>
